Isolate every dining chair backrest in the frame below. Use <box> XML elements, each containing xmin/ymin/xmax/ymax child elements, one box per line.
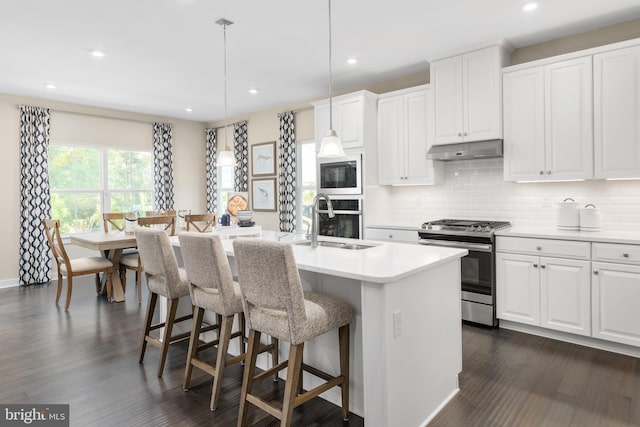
<box><xmin>232</xmin><ymin>239</ymin><xmax>308</xmax><ymax>344</ymax></box>
<box><xmin>135</xmin><ymin>227</ymin><xmax>183</xmax><ymax>299</ymax></box>
<box><xmin>102</xmin><ymin>212</ymin><xmax>125</xmax><ymax>232</ymax></box>
<box><xmin>178</xmin><ymin>232</ymin><xmax>238</xmax><ymax>316</ymax></box>
<box><xmin>138</xmin><ymin>215</ymin><xmax>176</xmax><ymax>236</ymax></box>
<box><xmin>43</xmin><ymin>219</ymin><xmax>70</xmax><ymax>270</ymax></box>
<box><xmin>185</xmin><ymin>213</ymin><xmax>216</xmax><ymax>233</ymax></box>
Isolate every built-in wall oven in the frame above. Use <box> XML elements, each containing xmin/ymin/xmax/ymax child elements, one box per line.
<box><xmin>317</xmin><ymin>197</ymin><xmax>363</xmax><ymax>239</ymax></box>
<box><xmin>318</xmin><ymin>154</ymin><xmax>362</xmax><ymax>195</ymax></box>
<box><xmin>417</xmin><ymin>219</ymin><xmax>511</xmax><ymax>327</ymax></box>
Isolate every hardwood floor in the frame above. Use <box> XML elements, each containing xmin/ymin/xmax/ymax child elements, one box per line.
<box><xmin>3</xmin><ymin>278</ymin><xmax>640</xmax><ymax>426</ymax></box>
<box><xmin>0</xmin><ymin>277</ymin><xmax>363</xmax><ymax>426</ymax></box>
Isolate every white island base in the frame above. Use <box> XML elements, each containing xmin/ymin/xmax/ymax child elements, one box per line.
<box><xmin>171</xmin><ymin>233</ymin><xmax>464</xmax><ymax>426</ymax></box>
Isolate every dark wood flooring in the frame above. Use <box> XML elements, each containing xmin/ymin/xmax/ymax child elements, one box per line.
<box><xmin>2</xmin><ymin>278</ymin><xmax>640</xmax><ymax>426</ymax></box>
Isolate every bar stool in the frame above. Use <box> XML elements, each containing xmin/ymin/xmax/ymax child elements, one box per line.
<box><xmin>179</xmin><ymin>232</ymin><xmax>278</xmax><ymax>411</ymax></box>
<box><xmin>232</xmin><ymin>239</ymin><xmax>353</xmax><ymax>426</ymax></box>
<box><xmin>135</xmin><ymin>227</ymin><xmax>192</xmax><ymax>377</ymax></box>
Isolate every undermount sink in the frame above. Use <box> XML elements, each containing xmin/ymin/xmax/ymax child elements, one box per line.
<box><xmin>292</xmin><ymin>240</ymin><xmax>376</xmax><ymax>250</ymax></box>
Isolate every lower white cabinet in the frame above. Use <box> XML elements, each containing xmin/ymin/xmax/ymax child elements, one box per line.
<box><xmin>592</xmin><ymin>262</ymin><xmax>640</xmax><ymax>347</ymax></box>
<box><xmin>496</xmin><ymin>252</ymin><xmax>591</xmax><ymax>335</ymax></box>
<box><xmin>365</xmin><ymin>227</ymin><xmax>418</xmax><ymax>244</ymax></box>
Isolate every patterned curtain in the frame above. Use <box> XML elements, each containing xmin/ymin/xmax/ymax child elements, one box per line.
<box><xmin>19</xmin><ymin>106</ymin><xmax>52</xmax><ymax>285</ymax></box>
<box><xmin>233</xmin><ymin>121</ymin><xmax>249</xmax><ymax>192</ymax></box>
<box><xmin>152</xmin><ymin>123</ymin><xmax>175</xmax><ymax>211</ymax></box>
<box><xmin>278</xmin><ymin>111</ymin><xmax>296</xmax><ymax>232</ymax></box>
<box><xmin>205</xmin><ymin>128</ymin><xmax>217</xmax><ymax>213</ymax></box>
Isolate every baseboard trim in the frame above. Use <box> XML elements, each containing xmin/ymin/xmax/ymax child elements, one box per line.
<box><xmin>500</xmin><ymin>320</ymin><xmax>640</xmax><ymax>359</ymax></box>
<box><xmin>419</xmin><ymin>384</ymin><xmax>460</xmax><ymax>427</ymax></box>
<box><xmin>0</xmin><ymin>278</ymin><xmax>20</xmax><ymax>289</ymax></box>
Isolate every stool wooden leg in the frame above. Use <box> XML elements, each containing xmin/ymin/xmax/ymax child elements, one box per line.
<box><xmin>139</xmin><ymin>292</ymin><xmax>158</xmax><ymax>364</ymax></box>
<box><xmin>282</xmin><ymin>343</ymin><xmax>304</xmax><ymax>427</ymax></box>
<box><xmin>136</xmin><ymin>267</ymin><xmax>143</xmax><ymax>303</ymax></box>
<box><xmin>272</xmin><ymin>336</ymin><xmax>279</xmax><ymax>382</ymax></box>
<box><xmin>238</xmin><ymin>329</ymin><xmax>261</xmax><ymax>427</ymax></box>
<box><xmin>210</xmin><ymin>315</ymin><xmax>233</xmax><ymax>411</ymax></box>
<box><xmin>157</xmin><ymin>297</ymin><xmax>179</xmax><ymax>377</ymax></box>
<box><xmin>339</xmin><ymin>324</ymin><xmax>350</xmax><ymax>421</ymax></box>
<box><xmin>239</xmin><ymin>313</ymin><xmax>246</xmax><ymax>360</ymax></box>
<box><xmin>184</xmin><ymin>307</ymin><xmax>205</xmax><ymax>391</ymax></box>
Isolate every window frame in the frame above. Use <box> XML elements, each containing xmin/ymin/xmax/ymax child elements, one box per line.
<box><xmin>296</xmin><ymin>139</ymin><xmax>317</xmax><ymax>233</ymax></box>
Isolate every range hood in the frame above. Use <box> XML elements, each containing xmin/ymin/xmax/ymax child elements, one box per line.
<box><xmin>426</xmin><ymin>139</ymin><xmax>503</xmax><ymax>161</ymax></box>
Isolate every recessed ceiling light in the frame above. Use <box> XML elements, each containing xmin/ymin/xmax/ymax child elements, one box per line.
<box><xmin>90</xmin><ymin>50</ymin><xmax>105</xmax><ymax>58</ymax></box>
<box><xmin>522</xmin><ymin>1</ymin><xmax>539</xmax><ymax>12</ymax></box>
<box><xmin>248</xmin><ymin>88</ymin><xmax>259</xmax><ymax>95</ymax></box>
<box><xmin>45</xmin><ymin>83</ymin><xmax>56</xmax><ymax>89</ymax></box>
<box><xmin>347</xmin><ymin>58</ymin><xmax>358</xmax><ymax>65</ymax></box>
<box><xmin>185</xmin><ymin>107</ymin><xmax>193</xmax><ymax>112</ymax></box>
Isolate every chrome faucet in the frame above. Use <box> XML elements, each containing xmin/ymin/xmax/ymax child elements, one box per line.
<box><xmin>310</xmin><ymin>193</ymin><xmax>335</xmax><ymax>248</ymax></box>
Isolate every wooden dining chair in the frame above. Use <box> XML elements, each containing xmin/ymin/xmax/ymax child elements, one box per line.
<box><xmin>43</xmin><ymin>219</ymin><xmax>114</xmax><ymax>309</ymax></box>
<box><xmin>185</xmin><ymin>213</ymin><xmax>216</xmax><ymax>233</ymax></box>
<box><xmin>102</xmin><ymin>212</ymin><xmax>125</xmax><ymax>232</ymax></box>
<box><xmin>120</xmin><ymin>215</ymin><xmax>176</xmax><ymax>302</ymax></box>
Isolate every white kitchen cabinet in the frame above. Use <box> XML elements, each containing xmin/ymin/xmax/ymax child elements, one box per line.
<box><xmin>365</xmin><ymin>227</ymin><xmax>418</xmax><ymax>244</ymax></box>
<box><xmin>496</xmin><ymin>252</ymin><xmax>540</xmax><ymax>326</ymax></box>
<box><xmin>496</xmin><ymin>237</ymin><xmax>591</xmax><ymax>335</ymax></box>
<box><xmin>312</xmin><ymin>91</ymin><xmax>378</xmax><ymax>151</ymax></box>
<box><xmin>594</xmin><ymin>45</ymin><xmax>640</xmax><ymax>179</ymax></box>
<box><xmin>431</xmin><ymin>45</ymin><xmax>508</xmax><ymax>145</ymax></box>
<box><xmin>377</xmin><ymin>86</ymin><xmax>443</xmax><ymax>185</ymax></box>
<box><xmin>592</xmin><ymin>262</ymin><xmax>640</xmax><ymax>347</ymax></box>
<box><xmin>503</xmin><ymin>56</ymin><xmax>593</xmax><ymax>181</ymax></box>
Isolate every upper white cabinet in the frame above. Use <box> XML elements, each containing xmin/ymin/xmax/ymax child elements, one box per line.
<box><xmin>431</xmin><ymin>45</ymin><xmax>508</xmax><ymax>145</ymax></box>
<box><xmin>377</xmin><ymin>86</ymin><xmax>443</xmax><ymax>185</ymax></box>
<box><xmin>312</xmin><ymin>90</ymin><xmax>378</xmax><ymax>151</ymax></box>
<box><xmin>594</xmin><ymin>45</ymin><xmax>640</xmax><ymax>179</ymax></box>
<box><xmin>503</xmin><ymin>56</ymin><xmax>593</xmax><ymax>181</ymax></box>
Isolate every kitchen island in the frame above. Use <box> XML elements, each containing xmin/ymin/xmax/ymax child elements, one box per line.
<box><xmin>171</xmin><ymin>231</ymin><xmax>467</xmax><ymax>427</ymax></box>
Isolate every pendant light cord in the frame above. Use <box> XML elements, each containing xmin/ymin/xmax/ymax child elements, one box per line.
<box><xmin>223</xmin><ymin>22</ymin><xmax>229</xmax><ymax>151</ymax></box>
<box><xmin>328</xmin><ymin>0</ymin><xmax>333</xmax><ymax>130</ymax></box>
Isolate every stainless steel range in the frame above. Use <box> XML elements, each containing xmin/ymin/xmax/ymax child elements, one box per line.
<box><xmin>418</xmin><ymin>219</ymin><xmax>511</xmax><ymax>326</ymax></box>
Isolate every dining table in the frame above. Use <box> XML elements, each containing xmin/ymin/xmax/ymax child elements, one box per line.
<box><xmin>70</xmin><ymin>231</ymin><xmax>137</xmax><ymax>302</ymax></box>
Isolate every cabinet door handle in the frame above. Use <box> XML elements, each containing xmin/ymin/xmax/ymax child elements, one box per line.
<box><xmin>593</xmin><ymin>270</ymin><xmax>599</xmax><ymax>275</ymax></box>
<box><xmin>539</xmin><ymin>170</ymin><xmax>544</xmax><ymax>175</ymax></box>
<box><xmin>457</xmin><ymin>132</ymin><xmax>462</xmax><ymax>137</ymax></box>
<box><xmin>547</xmin><ymin>170</ymin><xmax>551</xmax><ymax>175</ymax></box>
<box><xmin>388</xmin><ymin>235</ymin><xmax>393</xmax><ymax>239</ymax></box>
<box><xmin>533</xmin><ymin>263</ymin><xmax>538</xmax><ymax>268</ymax></box>
<box><xmin>536</xmin><ymin>246</ymin><xmax>542</xmax><ymax>251</ymax></box>
<box><xmin>463</xmin><ymin>132</ymin><xmax>468</xmax><ymax>136</ymax></box>
<box><xmin>541</xmin><ymin>264</ymin><xmax>546</xmax><ymax>269</ymax></box>
<box><xmin>623</xmin><ymin>253</ymin><xmax>630</xmax><ymax>258</ymax></box>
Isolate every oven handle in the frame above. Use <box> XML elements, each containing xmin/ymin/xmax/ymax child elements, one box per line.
<box><xmin>316</xmin><ymin>210</ymin><xmax>362</xmax><ymax>215</ymax></box>
<box><xmin>418</xmin><ymin>238</ymin><xmax>493</xmax><ymax>253</ymax></box>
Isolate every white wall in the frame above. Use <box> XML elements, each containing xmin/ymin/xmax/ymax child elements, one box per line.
<box><xmin>366</xmin><ymin>158</ymin><xmax>640</xmax><ymax>232</ymax></box>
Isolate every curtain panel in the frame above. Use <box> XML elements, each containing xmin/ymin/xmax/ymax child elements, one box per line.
<box><xmin>152</xmin><ymin>122</ymin><xmax>175</xmax><ymax>211</ymax></box>
<box><xmin>233</xmin><ymin>121</ymin><xmax>248</xmax><ymax>192</ymax></box>
<box><xmin>205</xmin><ymin>128</ymin><xmax>218</xmax><ymax>213</ymax></box>
<box><xmin>278</xmin><ymin>111</ymin><xmax>296</xmax><ymax>232</ymax></box>
<box><xmin>19</xmin><ymin>106</ymin><xmax>52</xmax><ymax>285</ymax></box>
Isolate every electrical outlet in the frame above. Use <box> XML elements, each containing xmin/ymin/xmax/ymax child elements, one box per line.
<box><xmin>393</xmin><ymin>310</ymin><xmax>402</xmax><ymax>338</ymax></box>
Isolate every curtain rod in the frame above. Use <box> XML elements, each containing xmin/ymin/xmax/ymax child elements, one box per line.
<box><xmin>17</xmin><ymin>105</ymin><xmax>173</xmax><ymax>126</ymax></box>
<box><xmin>277</xmin><ymin>106</ymin><xmax>313</xmax><ymax>117</ymax></box>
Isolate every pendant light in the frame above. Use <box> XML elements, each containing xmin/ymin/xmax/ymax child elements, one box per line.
<box><xmin>215</xmin><ymin>18</ymin><xmax>236</xmax><ymax>167</ymax></box>
<box><xmin>318</xmin><ymin>0</ymin><xmax>345</xmax><ymax>158</ymax></box>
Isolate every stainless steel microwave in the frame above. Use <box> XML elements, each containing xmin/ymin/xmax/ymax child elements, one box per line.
<box><xmin>318</xmin><ymin>154</ymin><xmax>362</xmax><ymax>195</ymax></box>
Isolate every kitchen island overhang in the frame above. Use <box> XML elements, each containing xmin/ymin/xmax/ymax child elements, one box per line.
<box><xmin>171</xmin><ymin>231</ymin><xmax>467</xmax><ymax>427</ymax></box>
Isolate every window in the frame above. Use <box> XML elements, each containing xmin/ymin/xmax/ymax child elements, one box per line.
<box><xmin>49</xmin><ymin>145</ymin><xmax>153</xmax><ymax>234</ymax></box>
<box><xmin>297</xmin><ymin>140</ymin><xmax>316</xmax><ymax>233</ymax></box>
<box><xmin>217</xmin><ymin>165</ymin><xmax>235</xmax><ymax>214</ymax></box>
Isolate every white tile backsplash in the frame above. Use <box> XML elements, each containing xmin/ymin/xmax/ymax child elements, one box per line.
<box><xmin>366</xmin><ymin>158</ymin><xmax>640</xmax><ymax>232</ymax></box>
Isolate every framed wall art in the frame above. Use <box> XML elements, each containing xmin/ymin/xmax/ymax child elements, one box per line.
<box><xmin>251</xmin><ymin>178</ymin><xmax>277</xmax><ymax>211</ymax></box>
<box><xmin>251</xmin><ymin>141</ymin><xmax>276</xmax><ymax>176</ymax></box>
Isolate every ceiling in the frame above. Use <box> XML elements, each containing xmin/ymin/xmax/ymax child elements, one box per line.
<box><xmin>2</xmin><ymin>0</ymin><xmax>640</xmax><ymax>122</ymax></box>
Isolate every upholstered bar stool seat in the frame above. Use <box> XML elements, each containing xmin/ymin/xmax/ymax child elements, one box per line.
<box><xmin>233</xmin><ymin>239</ymin><xmax>353</xmax><ymax>427</ymax></box>
<box><xmin>179</xmin><ymin>232</ymin><xmax>278</xmax><ymax>411</ymax></box>
<box><xmin>135</xmin><ymin>227</ymin><xmax>192</xmax><ymax>377</ymax></box>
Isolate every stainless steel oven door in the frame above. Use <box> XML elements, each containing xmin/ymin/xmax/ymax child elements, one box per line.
<box><xmin>318</xmin><ymin>155</ymin><xmax>362</xmax><ymax>195</ymax></box>
<box><xmin>317</xmin><ymin>198</ymin><xmax>363</xmax><ymax>239</ymax></box>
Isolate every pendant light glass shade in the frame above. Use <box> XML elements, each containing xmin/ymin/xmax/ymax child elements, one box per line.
<box><xmin>318</xmin><ymin>0</ymin><xmax>345</xmax><ymax>158</ymax></box>
<box><xmin>215</xmin><ymin>18</ymin><xmax>237</xmax><ymax>167</ymax></box>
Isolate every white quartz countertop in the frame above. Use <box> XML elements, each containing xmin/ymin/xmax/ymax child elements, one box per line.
<box><xmin>171</xmin><ymin>230</ymin><xmax>467</xmax><ymax>284</ymax></box>
<box><xmin>496</xmin><ymin>226</ymin><xmax>640</xmax><ymax>245</ymax></box>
